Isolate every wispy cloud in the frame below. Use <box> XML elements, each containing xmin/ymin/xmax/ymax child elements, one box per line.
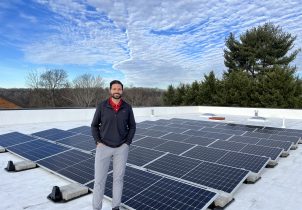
<box><xmin>1</xmin><ymin>0</ymin><xmax>302</xmax><ymax>88</ymax></box>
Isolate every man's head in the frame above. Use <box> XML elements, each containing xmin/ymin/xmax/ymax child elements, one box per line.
<box><xmin>109</xmin><ymin>80</ymin><xmax>123</xmax><ymax>99</ymax></box>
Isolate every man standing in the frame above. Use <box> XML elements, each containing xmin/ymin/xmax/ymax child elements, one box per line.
<box><xmin>91</xmin><ymin>80</ymin><xmax>136</xmax><ymax>210</ymax></box>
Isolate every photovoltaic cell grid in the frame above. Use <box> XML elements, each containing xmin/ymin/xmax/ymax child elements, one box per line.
<box><xmin>98</xmin><ymin>167</ymin><xmax>217</xmax><ymax>210</ymax></box>
<box><xmin>67</xmin><ymin>126</ymin><xmax>91</xmax><ymax>135</ymax></box>
<box><xmin>37</xmin><ymin>149</ymin><xmax>92</xmax><ymax>171</ymax></box>
<box><xmin>153</xmin><ymin>141</ymin><xmax>195</xmax><ymax>155</ymax></box>
<box><xmin>146</xmin><ymin>154</ymin><xmax>249</xmax><ymax>194</ymax></box>
<box><xmin>7</xmin><ymin>139</ymin><xmax>69</xmax><ymax>161</ymax></box>
<box><xmin>228</xmin><ymin>135</ymin><xmax>292</xmax><ymax>151</ymax></box>
<box><xmin>0</xmin><ymin>132</ymin><xmax>36</xmax><ymax>147</ymax></box>
<box><xmin>182</xmin><ymin>161</ymin><xmax>249</xmax><ymax>193</ymax></box>
<box><xmin>209</xmin><ymin>140</ymin><xmax>247</xmax><ymax>152</ymax></box>
<box><xmin>182</xmin><ymin>146</ymin><xmax>269</xmax><ymax>173</ymax></box>
<box><xmin>32</xmin><ymin>128</ymin><xmax>76</xmax><ymax>141</ymax></box>
<box><xmin>127</xmin><ymin>146</ymin><xmax>166</xmax><ymax>166</ymax></box>
<box><xmin>182</xmin><ymin>146</ymin><xmax>228</xmax><ymax>163</ymax></box>
<box><xmin>56</xmin><ymin>134</ymin><xmax>96</xmax><ymax>151</ymax></box>
<box><xmin>240</xmin><ymin>144</ymin><xmax>283</xmax><ymax>160</ymax></box>
<box><xmin>133</xmin><ymin>136</ymin><xmax>168</xmax><ymax>148</ymax></box>
<box><xmin>183</xmin><ymin>136</ymin><xmax>217</xmax><ymax>146</ymax></box>
<box><xmin>161</xmin><ymin>133</ymin><xmax>191</xmax><ymax>142</ymax></box>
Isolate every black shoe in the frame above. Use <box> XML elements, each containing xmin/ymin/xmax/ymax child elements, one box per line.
<box><xmin>112</xmin><ymin>207</ymin><xmax>120</xmax><ymax>210</ymax></box>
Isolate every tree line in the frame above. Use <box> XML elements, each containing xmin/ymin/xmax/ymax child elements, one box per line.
<box><xmin>0</xmin><ymin>70</ymin><xmax>164</xmax><ymax>108</ymax></box>
<box><xmin>1</xmin><ymin>23</ymin><xmax>301</xmax><ymax>109</ymax></box>
<box><xmin>163</xmin><ymin>23</ymin><xmax>302</xmax><ymax>108</ymax></box>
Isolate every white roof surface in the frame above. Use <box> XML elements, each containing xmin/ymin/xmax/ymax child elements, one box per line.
<box><xmin>1</xmin><ymin>113</ymin><xmax>302</xmax><ymax>210</ymax></box>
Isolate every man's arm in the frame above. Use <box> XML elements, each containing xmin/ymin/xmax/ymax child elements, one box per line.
<box><xmin>125</xmin><ymin>107</ymin><xmax>136</xmax><ymax>145</ymax></box>
<box><xmin>91</xmin><ymin>104</ymin><xmax>102</xmax><ymax>145</ymax></box>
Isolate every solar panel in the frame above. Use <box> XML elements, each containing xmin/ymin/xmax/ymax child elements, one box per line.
<box><xmin>132</xmin><ymin>134</ymin><xmax>147</xmax><ymax>142</ymax></box>
<box><xmin>182</xmin><ymin>161</ymin><xmax>249</xmax><ymax>194</ymax></box>
<box><xmin>133</xmin><ymin>136</ymin><xmax>168</xmax><ymax>149</ymax></box>
<box><xmin>37</xmin><ymin>149</ymin><xmax>92</xmax><ymax>171</ymax></box>
<box><xmin>142</xmin><ymin>129</ymin><xmax>170</xmax><ymax>138</ymax></box>
<box><xmin>101</xmin><ymin>166</ymin><xmax>216</xmax><ymax>210</ymax></box>
<box><xmin>145</xmin><ymin>154</ymin><xmax>201</xmax><ymax>178</ymax></box>
<box><xmin>183</xmin><ymin>136</ymin><xmax>217</xmax><ymax>146</ymax></box>
<box><xmin>240</xmin><ymin>144</ymin><xmax>283</xmax><ymax>160</ymax></box>
<box><xmin>7</xmin><ymin>139</ymin><xmax>69</xmax><ymax>161</ymax></box>
<box><xmin>218</xmin><ymin>124</ymin><xmax>257</xmax><ymax>132</ymax></box>
<box><xmin>182</xmin><ymin>146</ymin><xmax>229</xmax><ymax>162</ymax></box>
<box><xmin>57</xmin><ymin>157</ymin><xmax>95</xmax><ymax>184</ymax></box>
<box><xmin>182</xmin><ymin>130</ymin><xmax>208</xmax><ymax>137</ymax></box>
<box><xmin>217</xmin><ymin>151</ymin><xmax>269</xmax><ymax>173</ymax></box>
<box><xmin>268</xmin><ymin>134</ymin><xmax>300</xmax><ymax>145</ymax></box>
<box><xmin>67</xmin><ymin>126</ymin><xmax>91</xmax><ymax>135</ymax></box>
<box><xmin>57</xmin><ymin>134</ymin><xmax>96</xmax><ymax>151</ymax></box>
<box><xmin>153</xmin><ymin>141</ymin><xmax>195</xmax><ymax>155</ymax></box>
<box><xmin>146</xmin><ymin>125</ymin><xmax>189</xmax><ymax>134</ymax></box>
<box><xmin>104</xmin><ymin>166</ymin><xmax>163</xmax><ymax>203</ymax></box>
<box><xmin>136</xmin><ymin>122</ymin><xmax>156</xmax><ymax>129</ymax></box>
<box><xmin>202</xmin><ymin>132</ymin><xmax>233</xmax><ymax>140</ymax></box>
<box><xmin>166</xmin><ymin>123</ymin><xmax>202</xmax><ymax>130</ymax></box>
<box><xmin>135</xmin><ymin>128</ymin><xmax>150</xmax><ymax>135</ymax></box>
<box><xmin>161</xmin><ymin>133</ymin><xmax>191</xmax><ymax>142</ymax></box>
<box><xmin>201</xmin><ymin>127</ymin><xmax>245</xmax><ymax>135</ymax></box>
<box><xmin>243</xmin><ymin>131</ymin><xmax>271</xmax><ymax>139</ymax></box>
<box><xmin>0</xmin><ymin>132</ymin><xmax>36</xmax><ymax>147</ymax></box>
<box><xmin>228</xmin><ymin>135</ymin><xmax>261</xmax><ymax>144</ymax></box>
<box><xmin>125</xmin><ymin>177</ymin><xmax>216</xmax><ymax>210</ymax></box>
<box><xmin>31</xmin><ymin>128</ymin><xmax>65</xmax><ymax>138</ymax></box>
<box><xmin>209</xmin><ymin>140</ymin><xmax>247</xmax><ymax>152</ymax></box>
<box><xmin>127</xmin><ymin>146</ymin><xmax>166</xmax><ymax>166</ymax></box>
<box><xmin>256</xmin><ymin>139</ymin><xmax>293</xmax><ymax>151</ymax></box>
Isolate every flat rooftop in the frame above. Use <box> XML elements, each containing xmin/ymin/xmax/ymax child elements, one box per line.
<box><xmin>1</xmin><ymin>108</ymin><xmax>302</xmax><ymax>210</ymax></box>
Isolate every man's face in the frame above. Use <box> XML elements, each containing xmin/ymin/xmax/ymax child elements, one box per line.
<box><xmin>110</xmin><ymin>84</ymin><xmax>123</xmax><ymax>99</ymax></box>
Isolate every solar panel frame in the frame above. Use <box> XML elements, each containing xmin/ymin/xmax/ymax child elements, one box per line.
<box><xmin>127</xmin><ymin>146</ymin><xmax>166</xmax><ymax>167</ymax></box>
<box><xmin>228</xmin><ymin>135</ymin><xmax>261</xmax><ymax>145</ymax></box>
<box><xmin>209</xmin><ymin>140</ymin><xmax>247</xmax><ymax>152</ymax></box>
<box><xmin>145</xmin><ymin>154</ymin><xmax>202</xmax><ymax>178</ymax></box>
<box><xmin>216</xmin><ymin>151</ymin><xmax>270</xmax><ymax>174</ymax></box>
<box><xmin>0</xmin><ymin>132</ymin><xmax>37</xmax><ymax>147</ymax></box>
<box><xmin>182</xmin><ymin>161</ymin><xmax>249</xmax><ymax>194</ymax></box>
<box><xmin>256</xmin><ymin>138</ymin><xmax>293</xmax><ymax>151</ymax></box>
<box><xmin>183</xmin><ymin>136</ymin><xmax>217</xmax><ymax>146</ymax></box>
<box><xmin>124</xmin><ymin>177</ymin><xmax>217</xmax><ymax>210</ymax></box>
<box><xmin>7</xmin><ymin>139</ymin><xmax>69</xmax><ymax>161</ymax></box>
<box><xmin>240</xmin><ymin>144</ymin><xmax>283</xmax><ymax>160</ymax></box>
<box><xmin>182</xmin><ymin>146</ymin><xmax>229</xmax><ymax>163</ymax></box>
<box><xmin>153</xmin><ymin>141</ymin><xmax>195</xmax><ymax>155</ymax></box>
<box><xmin>56</xmin><ymin>134</ymin><xmax>96</xmax><ymax>151</ymax></box>
<box><xmin>133</xmin><ymin>136</ymin><xmax>168</xmax><ymax>149</ymax></box>
<box><xmin>160</xmin><ymin>133</ymin><xmax>191</xmax><ymax>142</ymax></box>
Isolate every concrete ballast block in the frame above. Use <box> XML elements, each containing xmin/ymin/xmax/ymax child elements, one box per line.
<box><xmin>60</xmin><ymin>183</ymin><xmax>89</xmax><ymax>201</ymax></box>
<box><xmin>0</xmin><ymin>146</ymin><xmax>6</xmax><ymax>153</ymax></box>
<box><xmin>14</xmin><ymin>160</ymin><xmax>37</xmax><ymax>171</ymax></box>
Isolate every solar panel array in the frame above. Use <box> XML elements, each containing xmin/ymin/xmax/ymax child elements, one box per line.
<box><xmin>0</xmin><ymin>117</ymin><xmax>301</xmax><ymax>209</ymax></box>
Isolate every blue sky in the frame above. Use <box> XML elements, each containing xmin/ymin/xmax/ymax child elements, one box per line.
<box><xmin>0</xmin><ymin>0</ymin><xmax>302</xmax><ymax>89</ymax></box>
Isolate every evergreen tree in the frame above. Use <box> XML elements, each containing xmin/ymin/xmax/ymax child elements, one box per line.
<box><xmin>199</xmin><ymin>71</ymin><xmax>223</xmax><ymax>105</ymax></box>
<box><xmin>183</xmin><ymin>81</ymin><xmax>200</xmax><ymax>105</ymax></box>
<box><xmin>163</xmin><ymin>85</ymin><xmax>176</xmax><ymax>105</ymax></box>
<box><xmin>224</xmin><ymin>23</ymin><xmax>300</xmax><ymax>77</ymax></box>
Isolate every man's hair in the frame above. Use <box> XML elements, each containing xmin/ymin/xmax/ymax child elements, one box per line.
<box><xmin>110</xmin><ymin>80</ymin><xmax>123</xmax><ymax>90</ymax></box>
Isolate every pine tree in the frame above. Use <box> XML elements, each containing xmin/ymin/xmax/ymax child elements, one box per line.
<box><xmin>224</xmin><ymin>23</ymin><xmax>300</xmax><ymax>77</ymax></box>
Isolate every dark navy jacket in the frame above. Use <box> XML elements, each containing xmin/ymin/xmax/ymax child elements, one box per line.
<box><xmin>91</xmin><ymin>99</ymin><xmax>136</xmax><ymax>147</ymax></box>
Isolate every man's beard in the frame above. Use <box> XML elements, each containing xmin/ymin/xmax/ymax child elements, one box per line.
<box><xmin>112</xmin><ymin>93</ymin><xmax>122</xmax><ymax>99</ymax></box>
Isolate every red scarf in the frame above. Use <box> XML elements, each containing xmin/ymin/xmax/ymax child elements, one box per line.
<box><xmin>109</xmin><ymin>97</ymin><xmax>122</xmax><ymax>112</ymax></box>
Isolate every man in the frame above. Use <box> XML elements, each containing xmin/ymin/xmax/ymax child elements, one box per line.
<box><xmin>91</xmin><ymin>80</ymin><xmax>136</xmax><ymax>210</ymax></box>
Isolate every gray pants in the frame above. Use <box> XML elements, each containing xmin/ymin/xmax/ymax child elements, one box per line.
<box><xmin>92</xmin><ymin>143</ymin><xmax>129</xmax><ymax>210</ymax></box>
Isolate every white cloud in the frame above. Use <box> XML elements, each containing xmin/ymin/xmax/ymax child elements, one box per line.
<box><xmin>19</xmin><ymin>0</ymin><xmax>302</xmax><ymax>88</ymax></box>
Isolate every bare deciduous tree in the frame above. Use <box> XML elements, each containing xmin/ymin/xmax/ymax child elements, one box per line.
<box><xmin>67</xmin><ymin>74</ymin><xmax>104</xmax><ymax>107</ymax></box>
<box><xmin>39</xmin><ymin>69</ymin><xmax>69</xmax><ymax>106</ymax></box>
